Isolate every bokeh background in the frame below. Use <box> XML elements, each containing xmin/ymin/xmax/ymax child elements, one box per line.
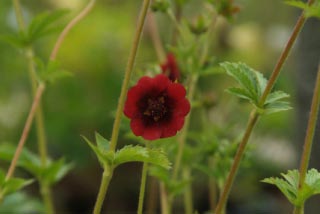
<box><xmin>0</xmin><ymin>0</ymin><xmax>319</xmax><ymax>213</ymax></box>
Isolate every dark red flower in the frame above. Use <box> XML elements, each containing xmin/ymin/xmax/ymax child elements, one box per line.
<box><xmin>160</xmin><ymin>53</ymin><xmax>180</xmax><ymax>82</ymax></box>
<box><xmin>124</xmin><ymin>74</ymin><xmax>190</xmax><ymax>140</ymax></box>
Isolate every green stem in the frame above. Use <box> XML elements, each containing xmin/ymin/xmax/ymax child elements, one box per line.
<box><xmin>13</xmin><ymin>0</ymin><xmax>53</xmax><ymax>210</ymax></box>
<box><xmin>5</xmin><ymin>0</ymin><xmax>95</xmax><ymax>208</ymax></box>
<box><xmin>293</xmin><ymin>65</ymin><xmax>320</xmax><ymax>214</ymax></box>
<box><xmin>293</xmin><ymin>205</ymin><xmax>304</xmax><ymax>214</ymax></box>
<box><xmin>93</xmin><ymin>167</ymin><xmax>113</xmax><ymax>214</ymax></box>
<box><xmin>214</xmin><ymin>110</ymin><xmax>259</xmax><ymax>214</ymax></box>
<box><xmin>214</xmin><ymin>1</ymin><xmax>315</xmax><ymax>213</ymax></box>
<box><xmin>172</xmin><ymin>74</ymin><xmax>198</xmax><ymax>180</ymax></box>
<box><xmin>182</xmin><ymin>167</ymin><xmax>193</xmax><ymax>214</ymax></box>
<box><xmin>25</xmin><ymin>48</ymin><xmax>49</xmax><ymax>166</ymax></box>
<box><xmin>93</xmin><ymin>1</ymin><xmax>151</xmax><ymax>213</ymax></box>
<box><xmin>147</xmin><ymin>12</ymin><xmax>166</xmax><ymax>62</ymax></box>
<box><xmin>109</xmin><ymin>0</ymin><xmax>151</xmax><ymax>152</ymax></box>
<box><xmin>259</xmin><ymin>0</ymin><xmax>315</xmax><ymax>105</ymax></box>
<box><xmin>160</xmin><ymin>182</ymin><xmax>171</xmax><ymax>214</ymax></box>
<box><xmin>50</xmin><ymin>0</ymin><xmax>96</xmax><ymax>60</ymax></box>
<box><xmin>5</xmin><ymin>83</ymin><xmax>46</xmax><ymax>181</ymax></box>
<box><xmin>40</xmin><ymin>181</ymin><xmax>55</xmax><ymax>214</ymax></box>
<box><xmin>137</xmin><ymin>143</ymin><xmax>150</xmax><ymax>214</ymax></box>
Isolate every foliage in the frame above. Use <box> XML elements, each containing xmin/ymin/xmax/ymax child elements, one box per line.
<box><xmin>0</xmin><ymin>144</ymin><xmax>73</xmax><ymax>186</ymax></box>
<box><xmin>263</xmin><ymin>169</ymin><xmax>320</xmax><ymax>206</ymax></box>
<box><xmin>0</xmin><ymin>192</ymin><xmax>44</xmax><ymax>213</ymax></box>
<box><xmin>285</xmin><ymin>0</ymin><xmax>320</xmax><ymax>18</ymax></box>
<box><xmin>82</xmin><ymin>132</ymin><xmax>171</xmax><ymax>169</ymax></box>
<box><xmin>221</xmin><ymin>62</ymin><xmax>291</xmax><ymax>114</ymax></box>
<box><xmin>0</xmin><ymin>10</ymin><xmax>68</xmax><ymax>48</ymax></box>
<box><xmin>35</xmin><ymin>58</ymin><xmax>72</xmax><ymax>83</ymax></box>
<box><xmin>0</xmin><ymin>169</ymin><xmax>33</xmax><ymax>200</ymax></box>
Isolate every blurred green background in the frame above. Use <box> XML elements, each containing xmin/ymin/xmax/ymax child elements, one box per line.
<box><xmin>0</xmin><ymin>0</ymin><xmax>319</xmax><ymax>213</ymax></box>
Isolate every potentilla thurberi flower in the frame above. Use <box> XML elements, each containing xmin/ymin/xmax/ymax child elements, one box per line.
<box><xmin>124</xmin><ymin>74</ymin><xmax>190</xmax><ymax>140</ymax></box>
<box><xmin>161</xmin><ymin>53</ymin><xmax>180</xmax><ymax>82</ymax></box>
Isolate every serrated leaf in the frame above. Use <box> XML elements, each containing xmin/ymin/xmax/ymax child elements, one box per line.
<box><xmin>113</xmin><ymin>145</ymin><xmax>171</xmax><ymax>169</ymax></box>
<box><xmin>264</xmin><ymin>101</ymin><xmax>292</xmax><ymax>114</ymax></box>
<box><xmin>254</xmin><ymin>71</ymin><xmax>268</xmax><ymax>96</ymax></box>
<box><xmin>221</xmin><ymin>62</ymin><xmax>258</xmax><ymax>98</ymax></box>
<box><xmin>226</xmin><ymin>87</ymin><xmax>256</xmax><ymax>103</ymax></box>
<box><xmin>262</xmin><ymin>169</ymin><xmax>320</xmax><ymax>206</ymax></box>
<box><xmin>2</xmin><ymin>178</ymin><xmax>34</xmax><ymax>196</ymax></box>
<box><xmin>262</xmin><ymin>170</ymin><xmax>299</xmax><ymax>205</ymax></box>
<box><xmin>82</xmin><ymin>136</ymin><xmax>114</xmax><ymax>167</ymax></box>
<box><xmin>42</xmin><ymin>158</ymin><xmax>73</xmax><ymax>185</ymax></box>
<box><xmin>262</xmin><ymin>176</ymin><xmax>297</xmax><ymax>204</ymax></box>
<box><xmin>305</xmin><ymin>169</ymin><xmax>320</xmax><ymax>193</ymax></box>
<box><xmin>35</xmin><ymin>59</ymin><xmax>73</xmax><ymax>83</ymax></box>
<box><xmin>27</xmin><ymin>10</ymin><xmax>68</xmax><ymax>43</ymax></box>
<box><xmin>265</xmin><ymin>91</ymin><xmax>290</xmax><ymax>105</ymax></box>
<box><xmin>95</xmin><ymin>132</ymin><xmax>110</xmax><ymax>152</ymax></box>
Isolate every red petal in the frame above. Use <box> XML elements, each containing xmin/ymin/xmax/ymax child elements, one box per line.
<box><xmin>173</xmin><ymin>98</ymin><xmax>190</xmax><ymax>117</ymax></box>
<box><xmin>152</xmin><ymin>74</ymin><xmax>170</xmax><ymax>92</ymax></box>
<box><xmin>167</xmin><ymin>83</ymin><xmax>186</xmax><ymax>100</ymax></box>
<box><xmin>161</xmin><ymin>125</ymin><xmax>178</xmax><ymax>138</ymax></box>
<box><xmin>124</xmin><ymin>86</ymin><xmax>143</xmax><ymax>118</ymax></box>
<box><xmin>130</xmin><ymin>118</ymin><xmax>145</xmax><ymax>136</ymax></box>
<box><xmin>142</xmin><ymin>125</ymin><xmax>162</xmax><ymax>140</ymax></box>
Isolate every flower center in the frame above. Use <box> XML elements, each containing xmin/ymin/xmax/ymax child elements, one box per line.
<box><xmin>143</xmin><ymin>96</ymin><xmax>167</xmax><ymax>122</ymax></box>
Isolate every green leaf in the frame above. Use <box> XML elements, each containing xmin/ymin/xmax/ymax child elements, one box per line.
<box><xmin>285</xmin><ymin>0</ymin><xmax>308</xmax><ymax>9</ymax></box>
<box><xmin>221</xmin><ymin>62</ymin><xmax>258</xmax><ymax>98</ymax></box>
<box><xmin>262</xmin><ymin>169</ymin><xmax>320</xmax><ymax>206</ymax></box>
<box><xmin>42</xmin><ymin>158</ymin><xmax>73</xmax><ymax>185</ymax></box>
<box><xmin>262</xmin><ymin>170</ymin><xmax>299</xmax><ymax>205</ymax></box>
<box><xmin>264</xmin><ymin>101</ymin><xmax>292</xmax><ymax>114</ymax></box>
<box><xmin>82</xmin><ymin>135</ymin><xmax>114</xmax><ymax>167</ymax></box>
<box><xmin>35</xmin><ymin>59</ymin><xmax>72</xmax><ymax>83</ymax></box>
<box><xmin>0</xmin><ymin>143</ymin><xmax>42</xmax><ymax>176</ymax></box>
<box><xmin>95</xmin><ymin>132</ymin><xmax>110</xmax><ymax>152</ymax></box>
<box><xmin>27</xmin><ymin>10</ymin><xmax>68</xmax><ymax>43</ymax></box>
<box><xmin>1</xmin><ymin>178</ymin><xmax>34</xmax><ymax>197</ymax></box>
<box><xmin>114</xmin><ymin>145</ymin><xmax>171</xmax><ymax>169</ymax></box>
<box><xmin>254</xmin><ymin>71</ymin><xmax>268</xmax><ymax>95</ymax></box>
<box><xmin>0</xmin><ymin>32</ymin><xmax>27</xmax><ymax>49</ymax></box>
<box><xmin>226</xmin><ymin>87</ymin><xmax>256</xmax><ymax>103</ymax></box>
<box><xmin>0</xmin><ymin>192</ymin><xmax>44</xmax><ymax>213</ymax></box>
<box><xmin>285</xmin><ymin>1</ymin><xmax>320</xmax><ymax>18</ymax></box>
<box><xmin>265</xmin><ymin>91</ymin><xmax>290</xmax><ymax>105</ymax></box>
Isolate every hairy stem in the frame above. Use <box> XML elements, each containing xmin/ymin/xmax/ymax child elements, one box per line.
<box><xmin>40</xmin><ymin>181</ymin><xmax>55</xmax><ymax>214</ymax></box>
<box><xmin>214</xmin><ymin>110</ymin><xmax>259</xmax><ymax>213</ymax></box>
<box><xmin>93</xmin><ymin>1</ymin><xmax>151</xmax><ymax>213</ymax></box>
<box><xmin>5</xmin><ymin>83</ymin><xmax>46</xmax><ymax>181</ymax></box>
<box><xmin>93</xmin><ymin>167</ymin><xmax>114</xmax><ymax>214</ymax></box>
<box><xmin>182</xmin><ymin>167</ymin><xmax>193</xmax><ymax>214</ymax></box>
<box><xmin>293</xmin><ymin>65</ymin><xmax>320</xmax><ymax>214</ymax></box>
<box><xmin>259</xmin><ymin>0</ymin><xmax>316</xmax><ymax>105</ymax></box>
<box><xmin>50</xmin><ymin>0</ymin><xmax>96</xmax><ymax>60</ymax></box>
<box><xmin>214</xmin><ymin>1</ymin><xmax>315</xmax><ymax>213</ymax></box>
<box><xmin>12</xmin><ymin>0</ymin><xmax>53</xmax><ymax>211</ymax></box>
<box><xmin>109</xmin><ymin>0</ymin><xmax>151</xmax><ymax>152</ymax></box>
<box><xmin>160</xmin><ymin>182</ymin><xmax>171</xmax><ymax>214</ymax></box>
<box><xmin>6</xmin><ymin>0</ymin><xmax>96</xmax><ymax>184</ymax></box>
<box><xmin>172</xmin><ymin>74</ymin><xmax>198</xmax><ymax>180</ymax></box>
<box><xmin>137</xmin><ymin>146</ymin><xmax>149</xmax><ymax>214</ymax></box>
<box><xmin>147</xmin><ymin>12</ymin><xmax>166</xmax><ymax>62</ymax></box>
